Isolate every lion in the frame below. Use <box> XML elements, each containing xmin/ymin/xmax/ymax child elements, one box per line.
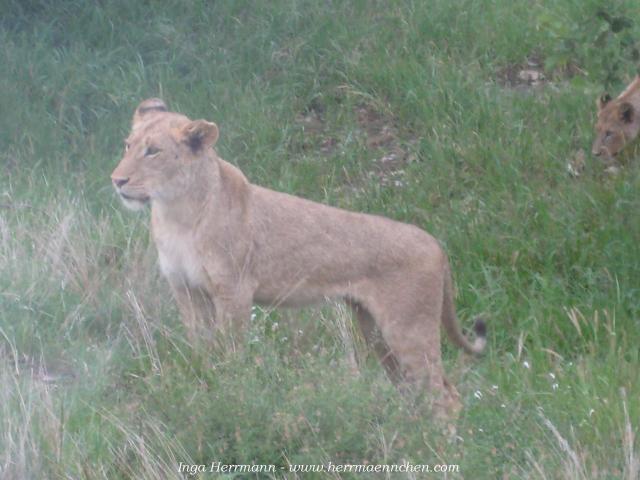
<box><xmin>111</xmin><ymin>98</ymin><xmax>487</xmax><ymax>416</ymax></box>
<box><xmin>592</xmin><ymin>74</ymin><xmax>640</xmax><ymax>161</ymax></box>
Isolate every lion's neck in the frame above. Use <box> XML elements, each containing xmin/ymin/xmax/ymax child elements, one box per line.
<box><xmin>151</xmin><ymin>158</ymin><xmax>220</xmax><ymax>229</ymax></box>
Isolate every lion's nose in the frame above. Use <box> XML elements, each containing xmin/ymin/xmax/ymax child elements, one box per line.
<box><xmin>112</xmin><ymin>177</ymin><xmax>129</xmax><ymax>188</ymax></box>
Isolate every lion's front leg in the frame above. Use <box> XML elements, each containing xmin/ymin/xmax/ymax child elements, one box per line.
<box><xmin>168</xmin><ymin>280</ymin><xmax>217</xmax><ymax>344</ymax></box>
<box><xmin>209</xmin><ymin>287</ymin><xmax>253</xmax><ymax>351</ymax></box>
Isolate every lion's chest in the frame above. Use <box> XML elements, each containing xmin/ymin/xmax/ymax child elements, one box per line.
<box><xmin>153</xmin><ymin>227</ymin><xmax>206</xmax><ymax>288</ymax></box>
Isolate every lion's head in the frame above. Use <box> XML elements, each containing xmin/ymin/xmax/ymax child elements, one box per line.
<box><xmin>592</xmin><ymin>81</ymin><xmax>640</xmax><ymax>161</ymax></box>
<box><xmin>111</xmin><ymin>98</ymin><xmax>219</xmax><ymax>210</ymax></box>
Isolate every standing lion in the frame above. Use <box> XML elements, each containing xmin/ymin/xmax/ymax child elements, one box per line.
<box><xmin>111</xmin><ymin>99</ymin><xmax>486</xmax><ymax>416</ymax></box>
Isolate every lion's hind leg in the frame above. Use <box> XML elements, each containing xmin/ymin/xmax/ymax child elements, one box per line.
<box><xmin>360</xmin><ymin>276</ymin><xmax>462</xmax><ymax>418</ymax></box>
<box><xmin>347</xmin><ymin>299</ymin><xmax>402</xmax><ymax>383</ymax></box>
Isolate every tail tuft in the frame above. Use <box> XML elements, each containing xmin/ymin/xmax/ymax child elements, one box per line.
<box><xmin>473</xmin><ymin>317</ymin><xmax>487</xmax><ymax>338</ymax></box>
<box><xmin>471</xmin><ymin>316</ymin><xmax>487</xmax><ymax>355</ymax></box>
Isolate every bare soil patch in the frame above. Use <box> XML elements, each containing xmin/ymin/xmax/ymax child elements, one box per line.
<box><xmin>496</xmin><ymin>56</ymin><xmax>547</xmax><ymax>90</ymax></box>
<box><xmin>294</xmin><ymin>97</ymin><xmax>417</xmax><ymax>188</ymax></box>
<box><xmin>354</xmin><ymin>103</ymin><xmax>416</xmax><ymax>188</ymax></box>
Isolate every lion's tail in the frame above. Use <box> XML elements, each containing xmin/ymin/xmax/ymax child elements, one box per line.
<box><xmin>441</xmin><ymin>259</ymin><xmax>487</xmax><ymax>355</ymax></box>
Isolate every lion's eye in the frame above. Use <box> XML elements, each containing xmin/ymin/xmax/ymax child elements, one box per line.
<box><xmin>144</xmin><ymin>145</ymin><xmax>161</xmax><ymax>157</ymax></box>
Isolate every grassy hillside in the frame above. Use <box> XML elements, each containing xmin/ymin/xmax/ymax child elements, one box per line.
<box><xmin>1</xmin><ymin>0</ymin><xmax>639</xmax><ymax>478</ymax></box>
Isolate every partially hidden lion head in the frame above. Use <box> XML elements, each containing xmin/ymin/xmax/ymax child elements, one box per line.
<box><xmin>111</xmin><ymin>98</ymin><xmax>219</xmax><ymax>210</ymax></box>
<box><xmin>592</xmin><ymin>77</ymin><xmax>640</xmax><ymax>161</ymax></box>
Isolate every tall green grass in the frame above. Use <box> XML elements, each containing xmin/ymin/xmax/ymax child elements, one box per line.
<box><xmin>1</xmin><ymin>0</ymin><xmax>639</xmax><ymax>478</ymax></box>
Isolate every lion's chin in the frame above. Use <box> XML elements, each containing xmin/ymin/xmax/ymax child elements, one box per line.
<box><xmin>119</xmin><ymin>193</ymin><xmax>150</xmax><ymax>211</ymax></box>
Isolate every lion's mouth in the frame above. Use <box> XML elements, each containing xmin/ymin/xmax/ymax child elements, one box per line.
<box><xmin>120</xmin><ymin>192</ymin><xmax>150</xmax><ymax>203</ymax></box>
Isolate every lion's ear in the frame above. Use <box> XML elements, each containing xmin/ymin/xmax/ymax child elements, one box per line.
<box><xmin>133</xmin><ymin>98</ymin><xmax>167</xmax><ymax>124</ymax></box>
<box><xmin>179</xmin><ymin>120</ymin><xmax>219</xmax><ymax>152</ymax></box>
<box><xmin>597</xmin><ymin>93</ymin><xmax>612</xmax><ymax>111</ymax></box>
<box><xmin>619</xmin><ymin>102</ymin><xmax>635</xmax><ymax>123</ymax></box>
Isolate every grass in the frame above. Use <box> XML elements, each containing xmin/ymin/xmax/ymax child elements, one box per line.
<box><xmin>1</xmin><ymin>0</ymin><xmax>640</xmax><ymax>478</ymax></box>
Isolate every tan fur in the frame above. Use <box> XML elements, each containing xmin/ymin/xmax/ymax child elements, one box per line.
<box><xmin>592</xmin><ymin>75</ymin><xmax>640</xmax><ymax>160</ymax></box>
<box><xmin>111</xmin><ymin>99</ymin><xmax>487</xmax><ymax>416</ymax></box>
